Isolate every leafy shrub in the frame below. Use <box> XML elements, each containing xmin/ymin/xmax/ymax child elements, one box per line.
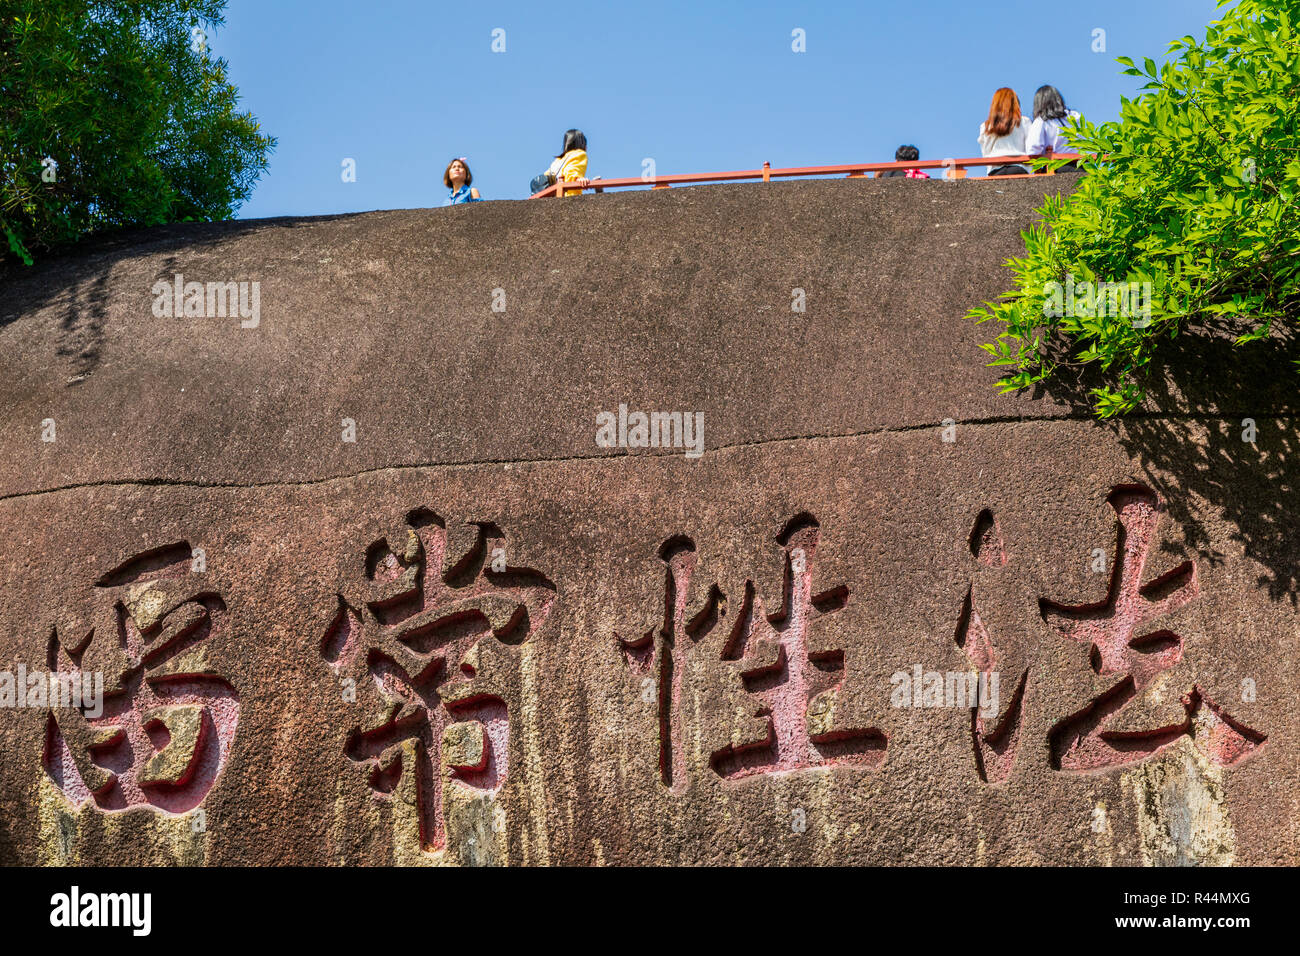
<box><xmin>971</xmin><ymin>0</ymin><xmax>1300</xmax><ymax>417</ymax></box>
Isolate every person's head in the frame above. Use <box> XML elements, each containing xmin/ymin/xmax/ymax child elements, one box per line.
<box><xmin>558</xmin><ymin>128</ymin><xmax>586</xmax><ymax>158</ymax></box>
<box><xmin>984</xmin><ymin>88</ymin><xmax>1022</xmax><ymax>138</ymax></box>
<box><xmin>1033</xmin><ymin>85</ymin><xmax>1069</xmax><ymax>122</ymax></box>
<box><xmin>895</xmin><ymin>144</ymin><xmax>920</xmax><ymax>162</ymax></box>
<box><xmin>444</xmin><ymin>157</ymin><xmax>472</xmax><ymax>189</ymax></box>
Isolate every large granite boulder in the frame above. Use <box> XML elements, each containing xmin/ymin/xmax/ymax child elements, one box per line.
<box><xmin>0</xmin><ymin>175</ymin><xmax>1295</xmax><ymax>865</ymax></box>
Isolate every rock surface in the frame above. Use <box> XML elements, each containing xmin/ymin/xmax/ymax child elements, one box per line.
<box><xmin>0</xmin><ymin>176</ymin><xmax>1295</xmax><ymax>865</ymax></box>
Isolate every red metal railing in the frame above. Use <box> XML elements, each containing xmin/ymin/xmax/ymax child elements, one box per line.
<box><xmin>529</xmin><ymin>152</ymin><xmax>1082</xmax><ymax>198</ymax></box>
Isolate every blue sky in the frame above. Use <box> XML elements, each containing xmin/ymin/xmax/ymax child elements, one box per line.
<box><xmin>218</xmin><ymin>0</ymin><xmax>1222</xmax><ymax>218</ymax></box>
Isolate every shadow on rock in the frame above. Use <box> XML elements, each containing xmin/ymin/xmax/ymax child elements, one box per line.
<box><xmin>1</xmin><ymin>214</ymin><xmax>367</xmax><ymax>379</ymax></box>
<box><xmin>1031</xmin><ymin>323</ymin><xmax>1299</xmax><ymax>604</ymax></box>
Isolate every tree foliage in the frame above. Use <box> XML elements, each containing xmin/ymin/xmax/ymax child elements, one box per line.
<box><xmin>971</xmin><ymin>0</ymin><xmax>1300</xmax><ymax>417</ymax></box>
<box><xmin>1</xmin><ymin>0</ymin><xmax>274</xmax><ymax>265</ymax></box>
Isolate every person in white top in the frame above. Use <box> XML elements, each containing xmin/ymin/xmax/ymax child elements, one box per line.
<box><xmin>1026</xmin><ymin>85</ymin><xmax>1083</xmax><ymax>170</ymax></box>
<box><xmin>978</xmin><ymin>87</ymin><xmax>1030</xmax><ymax>176</ymax></box>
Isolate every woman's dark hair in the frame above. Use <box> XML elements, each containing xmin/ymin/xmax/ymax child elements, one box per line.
<box><xmin>1033</xmin><ymin>85</ymin><xmax>1069</xmax><ymax>122</ymax></box>
<box><xmin>895</xmin><ymin>144</ymin><xmax>920</xmax><ymax>162</ymax></box>
<box><xmin>557</xmin><ymin>128</ymin><xmax>586</xmax><ymax>158</ymax></box>
<box><xmin>443</xmin><ymin>158</ymin><xmax>472</xmax><ymax>189</ymax></box>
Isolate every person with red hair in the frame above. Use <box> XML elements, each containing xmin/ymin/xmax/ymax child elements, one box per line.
<box><xmin>978</xmin><ymin>88</ymin><xmax>1030</xmax><ymax>176</ymax></box>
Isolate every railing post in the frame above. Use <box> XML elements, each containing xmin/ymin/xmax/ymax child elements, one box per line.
<box><xmin>762</xmin><ymin>161</ymin><xmax>770</xmax><ymax>183</ymax></box>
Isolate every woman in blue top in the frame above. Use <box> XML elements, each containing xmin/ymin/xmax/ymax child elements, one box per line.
<box><xmin>443</xmin><ymin>157</ymin><xmax>481</xmax><ymax>205</ymax></box>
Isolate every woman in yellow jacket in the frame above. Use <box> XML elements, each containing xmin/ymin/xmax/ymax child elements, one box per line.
<box><xmin>530</xmin><ymin>129</ymin><xmax>588</xmax><ymax>196</ymax></box>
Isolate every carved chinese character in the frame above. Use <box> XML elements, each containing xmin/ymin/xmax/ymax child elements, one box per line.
<box><xmin>955</xmin><ymin>509</ymin><xmax>1030</xmax><ymax>784</ymax></box>
<box><xmin>1043</xmin><ymin>486</ymin><xmax>1265</xmax><ymax>771</ymax></box>
<box><xmin>616</xmin><ymin>535</ymin><xmax>716</xmax><ymax>789</ymax></box>
<box><xmin>321</xmin><ymin>508</ymin><xmax>554</xmax><ymax>853</ymax></box>
<box><xmin>619</xmin><ymin>514</ymin><xmax>885</xmax><ymax>787</ymax></box>
<box><xmin>43</xmin><ymin>543</ymin><xmax>239</xmax><ymax>813</ymax></box>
